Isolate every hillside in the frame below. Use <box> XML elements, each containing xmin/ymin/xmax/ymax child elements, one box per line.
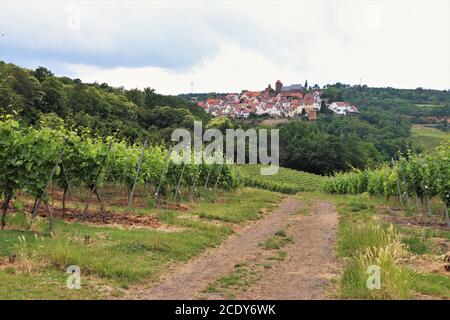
<box><xmin>237</xmin><ymin>164</ymin><xmax>326</xmax><ymax>194</ymax></box>
<box><xmin>412</xmin><ymin>125</ymin><xmax>450</xmax><ymax>151</ymax></box>
<box><xmin>322</xmin><ymin>84</ymin><xmax>450</xmax><ymax>124</ymax></box>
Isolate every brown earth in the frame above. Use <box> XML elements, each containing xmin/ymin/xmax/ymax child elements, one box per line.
<box><xmin>130</xmin><ymin>197</ymin><xmax>339</xmax><ymax>300</ymax></box>
<box><xmin>41</xmin><ymin>208</ymin><xmax>160</xmax><ymax>229</ymax></box>
<box><xmin>4</xmin><ymin>201</ymin><xmax>160</xmax><ymax>229</ymax></box>
<box><xmin>379</xmin><ymin>213</ymin><xmax>450</xmax><ymax>230</ymax></box>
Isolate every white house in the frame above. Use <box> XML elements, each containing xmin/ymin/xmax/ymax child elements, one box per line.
<box><xmin>329</xmin><ymin>102</ymin><xmax>359</xmax><ymax>115</ymax></box>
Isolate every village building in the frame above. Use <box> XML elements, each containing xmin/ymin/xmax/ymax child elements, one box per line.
<box><xmin>308</xmin><ymin>110</ymin><xmax>317</xmax><ymax>121</ymax></box>
<box><xmin>198</xmin><ymin>80</ymin><xmax>331</xmax><ymax>120</ymax></box>
<box><xmin>328</xmin><ymin>102</ymin><xmax>359</xmax><ymax>115</ymax></box>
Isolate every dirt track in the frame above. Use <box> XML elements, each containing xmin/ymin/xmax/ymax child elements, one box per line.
<box><xmin>235</xmin><ymin>201</ymin><xmax>339</xmax><ymax>299</ymax></box>
<box><xmin>132</xmin><ymin>197</ymin><xmax>339</xmax><ymax>300</ymax></box>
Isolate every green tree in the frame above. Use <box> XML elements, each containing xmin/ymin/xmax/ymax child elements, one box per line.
<box><xmin>206</xmin><ymin>116</ymin><xmax>234</xmax><ymax>133</ymax></box>
<box><xmin>33</xmin><ymin>66</ymin><xmax>54</xmax><ymax>82</ymax></box>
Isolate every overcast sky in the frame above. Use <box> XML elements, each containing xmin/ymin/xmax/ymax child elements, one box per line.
<box><xmin>0</xmin><ymin>0</ymin><xmax>449</xmax><ymax>94</ymax></box>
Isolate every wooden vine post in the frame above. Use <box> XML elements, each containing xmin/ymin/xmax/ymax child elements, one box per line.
<box><xmin>174</xmin><ymin>162</ymin><xmax>186</xmax><ymax>202</ymax></box>
<box><xmin>444</xmin><ymin>204</ymin><xmax>450</xmax><ymax>228</ymax></box>
<box><xmin>1</xmin><ymin>186</ymin><xmax>13</xmax><ymax>229</ymax></box>
<box><xmin>439</xmin><ymin>170</ymin><xmax>450</xmax><ymax>228</ymax></box>
<box><xmin>204</xmin><ymin>164</ymin><xmax>213</xmax><ymax>189</ymax></box>
<box><xmin>233</xmin><ymin>162</ymin><xmax>240</xmax><ymax>186</ymax></box>
<box><xmin>213</xmin><ymin>156</ymin><xmax>225</xmax><ymax>191</ymax></box>
<box><xmin>190</xmin><ymin>163</ymin><xmax>201</xmax><ymax>201</ymax></box>
<box><xmin>27</xmin><ymin>147</ymin><xmax>65</xmax><ymax>232</ymax></box>
<box><xmin>60</xmin><ymin>161</ymin><xmax>74</xmax><ymax>214</ymax></box>
<box><xmin>391</xmin><ymin>158</ymin><xmax>404</xmax><ymax>206</ymax></box>
<box><xmin>128</xmin><ymin>139</ymin><xmax>148</xmax><ymax>208</ymax></box>
<box><xmin>155</xmin><ymin>147</ymin><xmax>172</xmax><ymax>204</ymax></box>
<box><xmin>82</xmin><ymin>141</ymin><xmax>112</xmax><ymax>219</ymax></box>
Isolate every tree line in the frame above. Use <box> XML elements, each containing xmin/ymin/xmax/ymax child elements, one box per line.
<box><xmin>0</xmin><ymin>61</ymin><xmax>211</xmax><ymax>143</ymax></box>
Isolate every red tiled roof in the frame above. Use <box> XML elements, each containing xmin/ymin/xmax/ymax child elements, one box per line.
<box><xmin>207</xmin><ymin>98</ymin><xmax>220</xmax><ymax>105</ymax></box>
<box><xmin>243</xmin><ymin>91</ymin><xmax>261</xmax><ymax>97</ymax></box>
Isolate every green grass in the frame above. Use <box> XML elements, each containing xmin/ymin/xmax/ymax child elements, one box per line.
<box><xmin>340</xmin><ymin>251</ymin><xmax>412</xmax><ymax>299</ymax></box>
<box><xmin>262</xmin><ymin>229</ymin><xmax>293</xmax><ymax>250</ymax></box>
<box><xmin>0</xmin><ymin>269</ymin><xmax>111</xmax><ymax>299</ymax></box>
<box><xmin>412</xmin><ymin>273</ymin><xmax>450</xmax><ymax>299</ymax></box>
<box><xmin>331</xmin><ymin>194</ymin><xmax>414</xmax><ymax>299</ymax></box>
<box><xmin>190</xmin><ymin>187</ymin><xmax>281</xmax><ymax>223</ymax></box>
<box><xmin>396</xmin><ymin>225</ymin><xmax>449</xmax><ymax>255</ymax></box>
<box><xmin>266</xmin><ymin>250</ymin><xmax>287</xmax><ymax>261</ymax></box>
<box><xmin>338</xmin><ymin>223</ymin><xmax>395</xmax><ymax>257</ymax></box>
<box><xmin>202</xmin><ymin>229</ymin><xmax>294</xmax><ymax>299</ymax></box>
<box><xmin>401</xmin><ymin>236</ymin><xmax>429</xmax><ymax>255</ymax></box>
<box><xmin>202</xmin><ymin>262</ymin><xmax>262</xmax><ymax>299</ymax></box>
<box><xmin>327</xmin><ymin>192</ymin><xmax>450</xmax><ymax>299</ymax></box>
<box><xmin>0</xmin><ymin>187</ymin><xmax>280</xmax><ymax>299</ymax></box>
<box><xmin>412</xmin><ymin>125</ymin><xmax>449</xmax><ymax>151</ymax></box>
<box><xmin>237</xmin><ymin>164</ymin><xmax>326</xmax><ymax>194</ymax></box>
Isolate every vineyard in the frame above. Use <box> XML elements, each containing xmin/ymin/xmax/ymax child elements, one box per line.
<box><xmin>324</xmin><ymin>144</ymin><xmax>450</xmax><ymax>226</ymax></box>
<box><xmin>0</xmin><ymin>117</ymin><xmax>239</xmax><ymax>234</ymax></box>
<box><xmin>412</xmin><ymin>125</ymin><xmax>450</xmax><ymax>151</ymax></box>
<box><xmin>237</xmin><ymin>164</ymin><xmax>326</xmax><ymax>194</ymax></box>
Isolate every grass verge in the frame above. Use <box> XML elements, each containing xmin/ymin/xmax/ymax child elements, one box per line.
<box><xmin>320</xmin><ymin>192</ymin><xmax>449</xmax><ymax>300</ymax></box>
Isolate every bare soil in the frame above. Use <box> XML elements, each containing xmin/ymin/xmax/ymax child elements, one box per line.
<box><xmin>45</xmin><ymin>208</ymin><xmax>160</xmax><ymax>229</ymax></box>
<box><xmin>5</xmin><ymin>201</ymin><xmax>160</xmax><ymax>229</ymax></box>
<box><xmin>130</xmin><ymin>197</ymin><xmax>339</xmax><ymax>300</ymax></box>
<box><xmin>379</xmin><ymin>213</ymin><xmax>450</xmax><ymax>230</ymax></box>
<box><xmin>407</xmin><ymin>254</ymin><xmax>450</xmax><ymax>276</ymax></box>
<box><xmin>234</xmin><ymin>201</ymin><xmax>340</xmax><ymax>300</ymax></box>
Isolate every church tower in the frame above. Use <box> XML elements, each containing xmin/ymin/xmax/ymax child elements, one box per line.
<box><xmin>275</xmin><ymin>80</ymin><xmax>282</xmax><ymax>95</ymax></box>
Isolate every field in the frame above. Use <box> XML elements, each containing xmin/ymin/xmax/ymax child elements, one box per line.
<box><xmin>237</xmin><ymin>164</ymin><xmax>326</xmax><ymax>194</ymax></box>
<box><xmin>0</xmin><ymin>187</ymin><xmax>281</xmax><ymax>299</ymax></box>
<box><xmin>412</xmin><ymin>125</ymin><xmax>449</xmax><ymax>151</ymax></box>
<box><xmin>1</xmin><ymin>177</ymin><xmax>449</xmax><ymax>299</ymax></box>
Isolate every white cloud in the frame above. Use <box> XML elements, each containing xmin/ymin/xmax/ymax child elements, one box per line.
<box><xmin>1</xmin><ymin>0</ymin><xmax>449</xmax><ymax>91</ymax></box>
<box><xmin>68</xmin><ymin>41</ymin><xmax>302</xmax><ymax>94</ymax></box>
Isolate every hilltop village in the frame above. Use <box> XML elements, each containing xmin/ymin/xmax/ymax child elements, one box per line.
<box><xmin>197</xmin><ymin>80</ymin><xmax>358</xmax><ymax>120</ymax></box>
